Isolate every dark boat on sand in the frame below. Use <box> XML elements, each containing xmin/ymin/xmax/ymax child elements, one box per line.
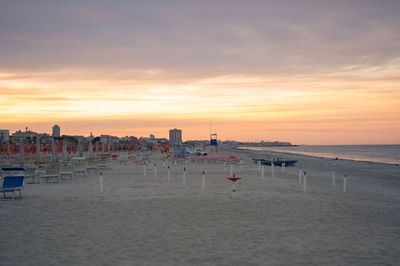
<box><xmin>252</xmin><ymin>158</ymin><xmax>298</xmax><ymax>167</ymax></box>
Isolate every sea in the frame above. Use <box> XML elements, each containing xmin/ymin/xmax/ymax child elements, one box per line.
<box><xmin>239</xmin><ymin>145</ymin><xmax>400</xmax><ymax>165</ymax></box>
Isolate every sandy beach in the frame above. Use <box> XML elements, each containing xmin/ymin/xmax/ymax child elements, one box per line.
<box><xmin>1</xmin><ymin>147</ymin><xmax>399</xmax><ymax>265</ymax></box>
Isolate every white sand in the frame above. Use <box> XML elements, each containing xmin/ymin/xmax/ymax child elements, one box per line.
<box><xmin>1</xmin><ymin>147</ymin><xmax>399</xmax><ymax>265</ymax></box>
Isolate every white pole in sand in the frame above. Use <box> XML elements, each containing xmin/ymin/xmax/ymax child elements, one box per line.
<box><xmin>240</xmin><ymin>160</ymin><xmax>243</xmax><ymax>168</ymax></box>
<box><xmin>154</xmin><ymin>162</ymin><xmax>157</xmax><ymax>177</ymax></box>
<box><xmin>163</xmin><ymin>160</ymin><xmax>165</xmax><ymax>168</ymax></box>
<box><xmin>343</xmin><ymin>175</ymin><xmax>347</xmax><ymax>192</ymax></box>
<box><xmin>298</xmin><ymin>167</ymin><xmax>303</xmax><ymax>184</ymax></box>
<box><xmin>143</xmin><ymin>163</ymin><xmax>146</xmax><ymax>176</ymax></box>
<box><xmin>332</xmin><ymin>171</ymin><xmax>336</xmax><ymax>187</ymax></box>
<box><xmin>183</xmin><ymin>167</ymin><xmax>187</xmax><ymax>187</ymax></box>
<box><xmin>99</xmin><ymin>171</ymin><xmax>103</xmax><ymax>193</ymax></box>
<box><xmin>303</xmin><ymin>170</ymin><xmax>307</xmax><ymax>192</ymax></box>
<box><xmin>261</xmin><ymin>164</ymin><xmax>264</xmax><ymax>178</ymax></box>
<box><xmin>230</xmin><ymin>163</ymin><xmax>233</xmax><ymax>177</ymax></box>
<box><xmin>202</xmin><ymin>171</ymin><xmax>205</xmax><ymax>191</ymax></box>
<box><xmin>167</xmin><ymin>165</ymin><xmax>171</xmax><ymax>183</ymax></box>
<box><xmin>174</xmin><ymin>161</ymin><xmax>177</xmax><ymax>168</ymax></box>
<box><xmin>223</xmin><ymin>162</ymin><xmax>226</xmax><ymax>172</ymax></box>
<box><xmin>258</xmin><ymin>161</ymin><xmax>261</xmax><ymax>171</ymax></box>
<box><xmin>271</xmin><ymin>162</ymin><xmax>274</xmax><ymax>178</ymax></box>
<box><xmin>282</xmin><ymin>162</ymin><xmax>286</xmax><ymax>172</ymax></box>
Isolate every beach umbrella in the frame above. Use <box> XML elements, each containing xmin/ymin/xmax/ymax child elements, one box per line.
<box><xmin>36</xmin><ymin>137</ymin><xmax>41</xmax><ymax>162</ymax></box>
<box><xmin>62</xmin><ymin>140</ymin><xmax>68</xmax><ymax>160</ymax></box>
<box><xmin>52</xmin><ymin>138</ymin><xmax>57</xmax><ymax>161</ymax></box>
<box><xmin>89</xmin><ymin>140</ymin><xmax>93</xmax><ymax>157</ymax></box>
<box><xmin>227</xmin><ymin>174</ymin><xmax>241</xmax><ymax>196</ymax></box>
<box><xmin>19</xmin><ymin>142</ymin><xmax>24</xmax><ymax>165</ymax></box>
<box><xmin>78</xmin><ymin>139</ymin><xmax>83</xmax><ymax>157</ymax></box>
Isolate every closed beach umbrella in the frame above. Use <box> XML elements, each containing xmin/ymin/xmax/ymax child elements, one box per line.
<box><xmin>63</xmin><ymin>140</ymin><xmax>68</xmax><ymax>160</ymax></box>
<box><xmin>89</xmin><ymin>140</ymin><xmax>93</xmax><ymax>157</ymax></box>
<box><xmin>36</xmin><ymin>137</ymin><xmax>41</xmax><ymax>162</ymax></box>
<box><xmin>19</xmin><ymin>142</ymin><xmax>24</xmax><ymax>165</ymax></box>
<box><xmin>52</xmin><ymin>138</ymin><xmax>57</xmax><ymax>161</ymax></box>
<box><xmin>78</xmin><ymin>139</ymin><xmax>83</xmax><ymax>157</ymax></box>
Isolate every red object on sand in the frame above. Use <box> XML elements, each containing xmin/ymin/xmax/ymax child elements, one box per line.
<box><xmin>227</xmin><ymin>177</ymin><xmax>241</xmax><ymax>182</ymax></box>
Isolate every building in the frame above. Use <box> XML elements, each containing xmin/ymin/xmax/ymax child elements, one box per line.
<box><xmin>169</xmin><ymin>128</ymin><xmax>182</xmax><ymax>145</ymax></box>
<box><xmin>0</xmin><ymin>129</ymin><xmax>9</xmax><ymax>143</ymax></box>
<box><xmin>52</xmin><ymin>124</ymin><xmax>60</xmax><ymax>137</ymax></box>
<box><xmin>169</xmin><ymin>128</ymin><xmax>184</xmax><ymax>157</ymax></box>
<box><xmin>100</xmin><ymin>135</ymin><xmax>119</xmax><ymax>145</ymax></box>
<box><xmin>11</xmin><ymin>130</ymin><xmax>38</xmax><ymax>143</ymax></box>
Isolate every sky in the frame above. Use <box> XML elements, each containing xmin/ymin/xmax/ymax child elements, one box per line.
<box><xmin>0</xmin><ymin>0</ymin><xmax>399</xmax><ymax>144</ymax></box>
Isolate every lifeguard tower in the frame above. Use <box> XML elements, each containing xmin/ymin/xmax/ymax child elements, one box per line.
<box><xmin>210</xmin><ymin>133</ymin><xmax>218</xmax><ymax>152</ymax></box>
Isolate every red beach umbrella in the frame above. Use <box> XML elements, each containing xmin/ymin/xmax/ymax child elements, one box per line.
<box><xmin>227</xmin><ymin>174</ymin><xmax>241</xmax><ymax>193</ymax></box>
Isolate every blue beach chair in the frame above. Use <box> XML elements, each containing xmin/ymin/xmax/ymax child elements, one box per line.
<box><xmin>0</xmin><ymin>176</ymin><xmax>25</xmax><ymax>200</ymax></box>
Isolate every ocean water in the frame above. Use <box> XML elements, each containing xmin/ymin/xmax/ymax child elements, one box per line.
<box><xmin>239</xmin><ymin>145</ymin><xmax>400</xmax><ymax>165</ymax></box>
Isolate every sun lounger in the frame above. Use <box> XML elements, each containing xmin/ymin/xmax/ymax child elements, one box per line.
<box><xmin>1</xmin><ymin>167</ymin><xmax>25</xmax><ymax>177</ymax></box>
<box><xmin>42</xmin><ymin>164</ymin><xmax>60</xmax><ymax>183</ymax></box>
<box><xmin>25</xmin><ymin>166</ymin><xmax>37</xmax><ymax>184</ymax></box>
<box><xmin>97</xmin><ymin>159</ymin><xmax>109</xmax><ymax>170</ymax></box>
<box><xmin>60</xmin><ymin>163</ymin><xmax>74</xmax><ymax>180</ymax></box>
<box><xmin>86</xmin><ymin>160</ymin><xmax>98</xmax><ymax>172</ymax></box>
<box><xmin>72</xmin><ymin>161</ymin><xmax>87</xmax><ymax>176</ymax></box>
<box><xmin>0</xmin><ymin>176</ymin><xmax>24</xmax><ymax>200</ymax></box>
<box><xmin>35</xmin><ymin>165</ymin><xmax>46</xmax><ymax>184</ymax></box>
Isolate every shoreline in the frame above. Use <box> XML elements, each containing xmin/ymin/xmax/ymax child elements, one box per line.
<box><xmin>235</xmin><ymin>146</ymin><xmax>400</xmax><ymax>166</ymax></box>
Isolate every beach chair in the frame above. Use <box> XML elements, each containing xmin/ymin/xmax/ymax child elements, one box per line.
<box><xmin>72</xmin><ymin>161</ymin><xmax>87</xmax><ymax>176</ymax></box>
<box><xmin>97</xmin><ymin>159</ymin><xmax>109</xmax><ymax>170</ymax></box>
<box><xmin>35</xmin><ymin>165</ymin><xmax>46</xmax><ymax>184</ymax></box>
<box><xmin>60</xmin><ymin>162</ymin><xmax>74</xmax><ymax>180</ymax></box>
<box><xmin>0</xmin><ymin>176</ymin><xmax>24</xmax><ymax>200</ymax></box>
<box><xmin>1</xmin><ymin>167</ymin><xmax>25</xmax><ymax>177</ymax></box>
<box><xmin>86</xmin><ymin>160</ymin><xmax>98</xmax><ymax>172</ymax></box>
<box><xmin>25</xmin><ymin>166</ymin><xmax>37</xmax><ymax>184</ymax></box>
<box><xmin>42</xmin><ymin>164</ymin><xmax>60</xmax><ymax>183</ymax></box>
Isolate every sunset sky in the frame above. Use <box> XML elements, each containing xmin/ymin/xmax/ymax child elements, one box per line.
<box><xmin>1</xmin><ymin>0</ymin><xmax>399</xmax><ymax>144</ymax></box>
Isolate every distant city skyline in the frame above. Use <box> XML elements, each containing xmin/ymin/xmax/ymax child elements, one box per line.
<box><xmin>1</xmin><ymin>1</ymin><xmax>399</xmax><ymax>145</ymax></box>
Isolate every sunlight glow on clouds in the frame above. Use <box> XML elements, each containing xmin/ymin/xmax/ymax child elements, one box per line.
<box><xmin>0</xmin><ymin>0</ymin><xmax>400</xmax><ymax>144</ymax></box>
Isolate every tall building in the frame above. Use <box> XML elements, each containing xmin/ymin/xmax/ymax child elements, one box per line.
<box><xmin>52</xmin><ymin>124</ymin><xmax>60</xmax><ymax>137</ymax></box>
<box><xmin>169</xmin><ymin>128</ymin><xmax>182</xmax><ymax>144</ymax></box>
<box><xmin>0</xmin><ymin>129</ymin><xmax>9</xmax><ymax>143</ymax></box>
<box><xmin>169</xmin><ymin>128</ymin><xmax>184</xmax><ymax>157</ymax></box>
